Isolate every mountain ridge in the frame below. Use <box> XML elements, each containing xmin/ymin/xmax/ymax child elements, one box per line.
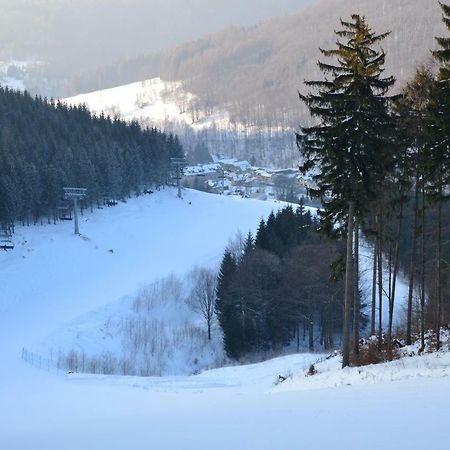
<box><xmin>71</xmin><ymin>0</ymin><xmax>445</xmax><ymax>127</ymax></box>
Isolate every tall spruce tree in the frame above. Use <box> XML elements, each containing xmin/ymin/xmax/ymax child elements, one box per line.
<box><xmin>433</xmin><ymin>2</ymin><xmax>450</xmax><ymax>80</ymax></box>
<box><xmin>428</xmin><ymin>1</ymin><xmax>450</xmax><ymax>349</ymax></box>
<box><xmin>297</xmin><ymin>15</ymin><xmax>396</xmax><ymax>367</ymax></box>
<box><xmin>215</xmin><ymin>249</ymin><xmax>240</xmax><ymax>358</ymax></box>
<box><xmin>395</xmin><ymin>67</ymin><xmax>434</xmax><ymax>345</ymax></box>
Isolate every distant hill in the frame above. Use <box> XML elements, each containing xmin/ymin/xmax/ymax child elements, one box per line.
<box><xmin>71</xmin><ymin>0</ymin><xmax>446</xmax><ymax>127</ymax></box>
<box><xmin>0</xmin><ymin>0</ymin><xmax>312</xmax><ymax>97</ymax></box>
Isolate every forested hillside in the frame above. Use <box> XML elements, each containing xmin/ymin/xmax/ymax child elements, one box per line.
<box><xmin>71</xmin><ymin>0</ymin><xmax>444</xmax><ymax>127</ymax></box>
<box><xmin>0</xmin><ymin>88</ymin><xmax>183</xmax><ymax>228</ymax></box>
<box><xmin>295</xmin><ymin>3</ymin><xmax>450</xmax><ymax>366</ymax></box>
<box><xmin>0</xmin><ymin>0</ymin><xmax>311</xmax><ymax>96</ymax></box>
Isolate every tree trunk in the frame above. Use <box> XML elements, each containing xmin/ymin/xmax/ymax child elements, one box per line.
<box><xmin>420</xmin><ymin>183</ymin><xmax>426</xmax><ymax>352</ymax></box>
<box><xmin>377</xmin><ymin>213</ymin><xmax>384</xmax><ymax>349</ymax></box>
<box><xmin>371</xmin><ymin>217</ymin><xmax>378</xmax><ymax>336</ymax></box>
<box><xmin>406</xmin><ymin>178</ymin><xmax>419</xmax><ymax>345</ymax></box>
<box><xmin>435</xmin><ymin>182</ymin><xmax>443</xmax><ymax>350</ymax></box>
<box><xmin>342</xmin><ymin>201</ymin><xmax>354</xmax><ymax>368</ymax></box>
<box><xmin>388</xmin><ymin>203</ymin><xmax>403</xmax><ymax>352</ymax></box>
<box><xmin>353</xmin><ymin>223</ymin><xmax>360</xmax><ymax>356</ymax></box>
<box><xmin>309</xmin><ymin>319</ymin><xmax>314</xmax><ymax>352</ymax></box>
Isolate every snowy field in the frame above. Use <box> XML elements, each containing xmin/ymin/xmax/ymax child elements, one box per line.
<box><xmin>64</xmin><ymin>77</ymin><xmax>231</xmax><ymax>131</ymax></box>
<box><xmin>2</xmin><ymin>351</ymin><xmax>449</xmax><ymax>450</ymax></box>
<box><xmin>1</xmin><ymin>188</ymin><xmax>449</xmax><ymax>449</ymax></box>
<box><xmin>0</xmin><ymin>188</ymin><xmax>283</xmax><ymax>365</ymax></box>
<box><xmin>63</xmin><ymin>77</ymin><xmax>289</xmax><ymax>136</ymax></box>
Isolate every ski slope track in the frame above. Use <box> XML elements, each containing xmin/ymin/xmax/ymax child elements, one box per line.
<box><xmin>64</xmin><ymin>77</ymin><xmax>232</xmax><ymax>132</ymax></box>
<box><xmin>0</xmin><ymin>188</ymin><xmax>449</xmax><ymax>449</ymax></box>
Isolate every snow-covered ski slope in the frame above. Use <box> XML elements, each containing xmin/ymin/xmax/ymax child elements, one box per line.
<box><xmin>64</xmin><ymin>77</ymin><xmax>231</xmax><ymax>131</ymax></box>
<box><xmin>1</xmin><ymin>188</ymin><xmax>449</xmax><ymax>449</ymax></box>
<box><xmin>0</xmin><ymin>189</ymin><xmax>282</xmax><ymax>363</ymax></box>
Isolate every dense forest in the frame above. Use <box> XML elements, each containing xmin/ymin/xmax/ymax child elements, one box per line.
<box><xmin>211</xmin><ymin>2</ymin><xmax>450</xmax><ymax>366</ymax></box>
<box><xmin>216</xmin><ymin>206</ymin><xmax>346</xmax><ymax>359</ymax></box>
<box><xmin>296</xmin><ymin>2</ymin><xmax>450</xmax><ymax>367</ymax></box>
<box><xmin>0</xmin><ymin>88</ymin><xmax>183</xmax><ymax>230</ymax></box>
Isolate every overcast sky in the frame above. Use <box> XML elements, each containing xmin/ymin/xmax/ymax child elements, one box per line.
<box><xmin>0</xmin><ymin>0</ymin><xmax>315</xmax><ymax>67</ymax></box>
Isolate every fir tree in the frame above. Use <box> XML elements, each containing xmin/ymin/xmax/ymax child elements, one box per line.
<box><xmin>433</xmin><ymin>2</ymin><xmax>450</xmax><ymax>80</ymax></box>
<box><xmin>427</xmin><ymin>1</ymin><xmax>450</xmax><ymax>348</ymax></box>
<box><xmin>395</xmin><ymin>68</ymin><xmax>434</xmax><ymax>345</ymax></box>
<box><xmin>215</xmin><ymin>249</ymin><xmax>240</xmax><ymax>359</ymax></box>
<box><xmin>255</xmin><ymin>219</ymin><xmax>268</xmax><ymax>250</ymax></box>
<box><xmin>297</xmin><ymin>15</ymin><xmax>396</xmax><ymax>366</ymax></box>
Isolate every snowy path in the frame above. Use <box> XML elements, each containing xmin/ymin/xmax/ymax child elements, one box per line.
<box><xmin>2</xmin><ymin>360</ymin><xmax>449</xmax><ymax>450</ymax></box>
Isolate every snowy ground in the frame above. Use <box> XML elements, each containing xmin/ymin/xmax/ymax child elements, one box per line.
<box><xmin>63</xmin><ymin>77</ymin><xmax>231</xmax><ymax>131</ymax></box>
<box><xmin>2</xmin><ymin>352</ymin><xmax>449</xmax><ymax>450</ymax></box>
<box><xmin>1</xmin><ymin>188</ymin><xmax>449</xmax><ymax>449</ymax></box>
<box><xmin>0</xmin><ymin>188</ymin><xmax>283</xmax><ymax>362</ymax></box>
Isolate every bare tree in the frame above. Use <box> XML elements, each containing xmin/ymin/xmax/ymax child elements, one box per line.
<box><xmin>188</xmin><ymin>267</ymin><xmax>217</xmax><ymax>340</ymax></box>
<box><xmin>227</xmin><ymin>230</ymin><xmax>245</xmax><ymax>261</ymax></box>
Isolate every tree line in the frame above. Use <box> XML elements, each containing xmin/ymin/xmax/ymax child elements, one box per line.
<box><xmin>0</xmin><ymin>87</ymin><xmax>183</xmax><ymax>230</ymax></box>
<box><xmin>298</xmin><ymin>2</ymin><xmax>450</xmax><ymax>367</ymax></box>
<box><xmin>215</xmin><ymin>205</ymin><xmax>346</xmax><ymax>360</ymax></box>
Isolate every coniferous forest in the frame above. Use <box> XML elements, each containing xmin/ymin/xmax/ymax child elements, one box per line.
<box><xmin>0</xmin><ymin>88</ymin><xmax>183</xmax><ymax>229</ymax></box>
<box><xmin>215</xmin><ymin>2</ymin><xmax>450</xmax><ymax>365</ymax></box>
<box><xmin>297</xmin><ymin>3</ymin><xmax>450</xmax><ymax>366</ymax></box>
<box><xmin>216</xmin><ymin>206</ymin><xmax>345</xmax><ymax>360</ymax></box>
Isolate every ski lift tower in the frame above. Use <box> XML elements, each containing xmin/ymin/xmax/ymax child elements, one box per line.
<box><xmin>170</xmin><ymin>157</ymin><xmax>187</xmax><ymax>199</ymax></box>
<box><xmin>63</xmin><ymin>187</ymin><xmax>87</xmax><ymax>235</ymax></box>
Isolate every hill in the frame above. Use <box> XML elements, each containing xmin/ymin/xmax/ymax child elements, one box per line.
<box><xmin>71</xmin><ymin>0</ymin><xmax>445</xmax><ymax>128</ymax></box>
<box><xmin>0</xmin><ymin>0</ymin><xmax>312</xmax><ymax>96</ymax></box>
<box><xmin>1</xmin><ymin>187</ymin><xmax>448</xmax><ymax>450</ymax></box>
<box><xmin>0</xmin><ymin>189</ymin><xmax>284</xmax><ymax>375</ymax></box>
<box><xmin>0</xmin><ymin>181</ymin><xmax>447</xmax><ymax>450</ymax></box>
<box><xmin>63</xmin><ymin>77</ymin><xmax>299</xmax><ymax>167</ymax></box>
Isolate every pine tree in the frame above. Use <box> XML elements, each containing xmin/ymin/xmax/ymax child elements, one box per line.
<box><xmin>255</xmin><ymin>219</ymin><xmax>268</xmax><ymax>250</ymax></box>
<box><xmin>395</xmin><ymin>68</ymin><xmax>434</xmax><ymax>345</ymax></box>
<box><xmin>433</xmin><ymin>2</ymin><xmax>450</xmax><ymax>80</ymax></box>
<box><xmin>298</xmin><ymin>15</ymin><xmax>396</xmax><ymax>367</ymax></box>
<box><xmin>427</xmin><ymin>1</ymin><xmax>450</xmax><ymax>349</ymax></box>
<box><xmin>215</xmin><ymin>250</ymin><xmax>239</xmax><ymax>358</ymax></box>
<box><xmin>242</xmin><ymin>231</ymin><xmax>255</xmax><ymax>258</ymax></box>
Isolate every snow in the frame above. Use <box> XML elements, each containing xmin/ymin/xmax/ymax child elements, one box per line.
<box><xmin>0</xmin><ymin>76</ymin><xmax>25</xmax><ymax>91</ymax></box>
<box><xmin>1</xmin><ymin>187</ymin><xmax>449</xmax><ymax>449</ymax></box>
<box><xmin>62</xmin><ymin>77</ymin><xmax>292</xmax><ymax>139</ymax></box>
<box><xmin>44</xmin><ymin>273</ymin><xmax>228</xmax><ymax>376</ymax></box>
<box><xmin>2</xmin><ymin>352</ymin><xmax>450</xmax><ymax>449</ymax></box>
<box><xmin>278</xmin><ymin>348</ymin><xmax>450</xmax><ymax>392</ymax></box>
<box><xmin>0</xmin><ymin>60</ymin><xmax>39</xmax><ymax>91</ymax></box>
<box><xmin>359</xmin><ymin>239</ymin><xmax>408</xmax><ymax>328</ymax></box>
<box><xmin>0</xmin><ymin>188</ymin><xmax>282</xmax><ymax>366</ymax></box>
<box><xmin>63</xmin><ymin>77</ymin><xmax>232</xmax><ymax>131</ymax></box>
<box><xmin>184</xmin><ymin>163</ymin><xmax>221</xmax><ymax>175</ymax></box>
